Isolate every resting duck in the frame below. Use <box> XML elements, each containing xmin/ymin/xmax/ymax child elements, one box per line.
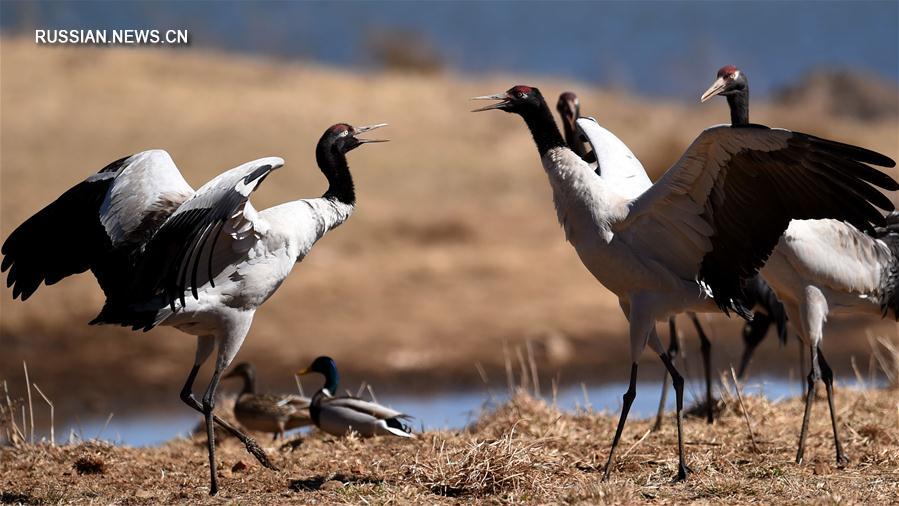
<box><xmin>223</xmin><ymin>362</ymin><xmax>312</xmax><ymax>440</ymax></box>
<box><xmin>297</xmin><ymin>356</ymin><xmax>413</xmax><ymax>438</ymax></box>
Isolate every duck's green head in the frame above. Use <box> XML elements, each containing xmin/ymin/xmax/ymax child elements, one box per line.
<box><xmin>297</xmin><ymin>356</ymin><xmax>339</xmax><ymax>394</ymax></box>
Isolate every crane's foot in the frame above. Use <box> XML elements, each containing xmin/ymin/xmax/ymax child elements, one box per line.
<box><xmin>675</xmin><ymin>463</ymin><xmax>693</xmax><ymax>482</ymax></box>
<box><xmin>209</xmin><ymin>481</ymin><xmax>219</xmax><ymax>496</ymax></box>
<box><xmin>601</xmin><ymin>468</ymin><xmax>612</xmax><ymax>482</ymax></box>
<box><xmin>242</xmin><ymin>437</ymin><xmax>279</xmax><ymax>471</ymax></box>
<box><xmin>836</xmin><ymin>453</ymin><xmax>849</xmax><ymax>468</ymax></box>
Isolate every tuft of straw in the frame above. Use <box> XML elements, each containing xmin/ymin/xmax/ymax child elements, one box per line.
<box><xmin>32</xmin><ymin>383</ymin><xmax>54</xmax><ymax>446</ymax></box>
<box><xmin>407</xmin><ymin>424</ymin><xmax>562</xmax><ymax>497</ymax></box>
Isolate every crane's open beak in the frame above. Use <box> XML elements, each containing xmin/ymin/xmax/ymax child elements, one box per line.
<box><xmin>354</xmin><ymin>123</ymin><xmax>389</xmax><ymax>143</ymax></box>
<box><xmin>700</xmin><ymin>77</ymin><xmax>727</xmax><ymax>102</ymax></box>
<box><xmin>471</xmin><ymin>93</ymin><xmax>510</xmax><ymax>112</ymax></box>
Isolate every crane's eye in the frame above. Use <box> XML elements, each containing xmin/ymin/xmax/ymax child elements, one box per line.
<box><xmin>517</xmin><ymin>92</ymin><xmax>527</xmax><ymax>99</ymax></box>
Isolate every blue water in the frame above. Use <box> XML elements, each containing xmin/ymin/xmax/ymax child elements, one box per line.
<box><xmin>40</xmin><ymin>374</ymin><xmax>874</xmax><ymax>447</ymax></box>
<box><xmin>1</xmin><ymin>1</ymin><xmax>896</xmax><ymax>98</ymax></box>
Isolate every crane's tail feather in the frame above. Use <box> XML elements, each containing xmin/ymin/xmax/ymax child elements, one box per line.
<box><xmin>90</xmin><ymin>298</ymin><xmax>173</xmax><ymax>331</ymax></box>
<box><xmin>876</xmin><ymin>212</ymin><xmax>899</xmax><ymax>320</ymax></box>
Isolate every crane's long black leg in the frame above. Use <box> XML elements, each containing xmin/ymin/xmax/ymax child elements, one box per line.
<box><xmin>200</xmin><ymin>365</ymin><xmax>224</xmax><ymax>495</ymax></box>
<box><xmin>796</xmin><ymin>345</ymin><xmax>819</xmax><ymax>464</ymax></box>
<box><xmin>661</xmin><ymin>352</ymin><xmax>692</xmax><ymax>480</ymax></box>
<box><xmin>798</xmin><ymin>339</ymin><xmax>807</xmax><ymax>396</ymax></box>
<box><xmin>737</xmin><ymin>312</ymin><xmax>771</xmax><ymax>380</ymax></box>
<box><xmin>653</xmin><ymin>318</ymin><xmax>679</xmax><ymax>431</ymax></box>
<box><xmin>602</xmin><ymin>362</ymin><xmax>638</xmax><ymax>481</ymax></box>
<box><xmin>817</xmin><ymin>348</ymin><xmax>848</xmax><ymax>466</ymax></box>
<box><xmin>690</xmin><ymin>313</ymin><xmax>714</xmax><ymax>424</ymax></box>
<box><xmin>180</xmin><ymin>365</ymin><xmax>277</xmax><ymax>471</ymax></box>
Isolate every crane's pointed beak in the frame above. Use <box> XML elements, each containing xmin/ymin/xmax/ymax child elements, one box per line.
<box><xmin>471</xmin><ymin>93</ymin><xmax>510</xmax><ymax>112</ymax></box>
<box><xmin>700</xmin><ymin>77</ymin><xmax>727</xmax><ymax>102</ymax></box>
<box><xmin>354</xmin><ymin>123</ymin><xmax>389</xmax><ymax>143</ymax></box>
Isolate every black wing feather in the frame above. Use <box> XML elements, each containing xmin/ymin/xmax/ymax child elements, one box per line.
<box><xmin>1</xmin><ymin>156</ymin><xmax>131</xmax><ymax>300</ymax></box>
<box><xmin>699</xmin><ymin>126</ymin><xmax>897</xmax><ymax>314</ymax></box>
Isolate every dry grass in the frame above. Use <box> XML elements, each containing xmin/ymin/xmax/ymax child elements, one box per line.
<box><xmin>1</xmin><ymin>36</ymin><xmax>898</xmax><ymax>415</ymax></box>
<box><xmin>1</xmin><ymin>388</ymin><xmax>898</xmax><ymax>504</ymax></box>
<box><xmin>409</xmin><ymin>419</ymin><xmax>564</xmax><ymax>498</ymax></box>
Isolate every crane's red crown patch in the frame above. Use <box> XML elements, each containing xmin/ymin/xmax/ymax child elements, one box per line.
<box><xmin>717</xmin><ymin>65</ymin><xmax>739</xmax><ymax>78</ymax></box>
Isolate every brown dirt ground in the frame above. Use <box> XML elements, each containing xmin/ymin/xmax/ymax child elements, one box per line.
<box><xmin>2</xmin><ymin>388</ymin><xmax>898</xmax><ymax>504</ymax></box>
<box><xmin>1</xmin><ymin>37</ymin><xmax>898</xmax><ymax>417</ymax></box>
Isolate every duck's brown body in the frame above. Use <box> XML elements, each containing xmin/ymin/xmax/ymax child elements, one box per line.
<box><xmin>225</xmin><ymin>362</ymin><xmax>312</xmax><ymax>439</ymax></box>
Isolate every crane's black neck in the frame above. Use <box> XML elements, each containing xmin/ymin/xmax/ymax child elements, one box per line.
<box><xmin>519</xmin><ymin>102</ymin><xmax>567</xmax><ymax>158</ymax></box>
<box><xmin>316</xmin><ymin>145</ymin><xmax>356</xmax><ymax>206</ymax></box>
<box><xmin>727</xmin><ymin>90</ymin><xmax>749</xmax><ymax>126</ymax></box>
<box><xmin>561</xmin><ymin>119</ymin><xmax>587</xmax><ymax>158</ymax></box>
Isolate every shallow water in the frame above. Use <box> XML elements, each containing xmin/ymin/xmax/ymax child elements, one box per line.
<box><xmin>46</xmin><ymin>374</ymin><xmax>878</xmax><ymax>447</ymax></box>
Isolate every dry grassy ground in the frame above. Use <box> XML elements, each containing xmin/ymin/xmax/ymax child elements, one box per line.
<box><xmin>1</xmin><ymin>37</ymin><xmax>898</xmax><ymax>416</ymax></box>
<box><xmin>2</xmin><ymin>388</ymin><xmax>898</xmax><ymax>504</ymax></box>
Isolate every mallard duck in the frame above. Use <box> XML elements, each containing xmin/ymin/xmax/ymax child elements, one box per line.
<box><xmin>224</xmin><ymin>362</ymin><xmax>312</xmax><ymax>440</ymax></box>
<box><xmin>297</xmin><ymin>356</ymin><xmax>413</xmax><ymax>438</ymax></box>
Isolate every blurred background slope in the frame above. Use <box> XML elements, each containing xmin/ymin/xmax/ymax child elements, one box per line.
<box><xmin>0</xmin><ymin>1</ymin><xmax>896</xmax><ymax>416</ymax></box>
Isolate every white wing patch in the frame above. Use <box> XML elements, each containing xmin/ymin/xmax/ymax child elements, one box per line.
<box><xmin>576</xmin><ymin>117</ymin><xmax>652</xmax><ymax>199</ymax></box>
<box><xmin>140</xmin><ymin>156</ymin><xmax>284</xmax><ymax>307</ymax></box>
<box><xmin>100</xmin><ymin>150</ymin><xmax>194</xmax><ymax>245</ymax></box>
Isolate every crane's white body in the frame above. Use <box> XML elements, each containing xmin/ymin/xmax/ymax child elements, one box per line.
<box><xmin>165</xmin><ymin>197</ymin><xmax>353</xmax><ymax>367</ymax></box>
<box><xmin>572</xmin><ymin>118</ymin><xmax>897</xmax><ymax>360</ymax></box>
<box><xmin>542</xmin><ymin>145</ymin><xmax>721</xmax><ymax>358</ymax></box>
<box><xmin>762</xmin><ymin>219</ymin><xmax>897</xmax><ymax>347</ymax></box>
<box><xmin>6</xmin><ymin>148</ymin><xmax>354</xmax><ymax>371</ymax></box>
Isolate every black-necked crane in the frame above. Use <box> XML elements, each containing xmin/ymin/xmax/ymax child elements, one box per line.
<box><xmin>556</xmin><ymin>92</ymin><xmax>590</xmax><ymax>161</ymax></box>
<box><xmin>1</xmin><ymin>122</ymin><xmax>387</xmax><ymax>494</ymax></box>
<box><xmin>297</xmin><ymin>356</ymin><xmax>414</xmax><ymax>438</ymax></box>
<box><xmin>702</xmin><ymin>64</ymin><xmax>899</xmax><ymax>466</ymax></box>
<box><xmin>473</xmin><ymin>85</ymin><xmax>897</xmax><ymax>481</ymax></box>
<box><xmin>557</xmin><ymin>92</ymin><xmax>789</xmax><ymax>427</ymax></box>
<box><xmin>223</xmin><ymin>362</ymin><xmax>312</xmax><ymax>440</ymax></box>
